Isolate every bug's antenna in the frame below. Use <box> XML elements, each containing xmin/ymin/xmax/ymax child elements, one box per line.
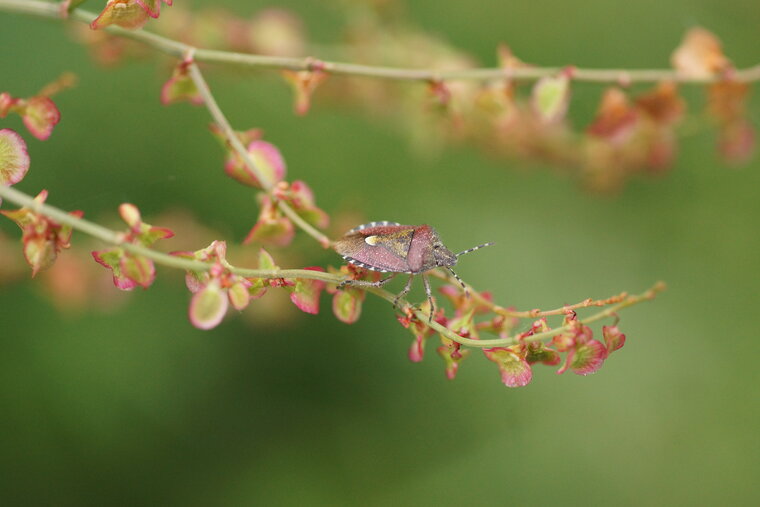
<box><xmin>446</xmin><ymin>266</ymin><xmax>469</xmax><ymax>298</ymax></box>
<box><xmin>456</xmin><ymin>242</ymin><xmax>494</xmax><ymax>257</ymax></box>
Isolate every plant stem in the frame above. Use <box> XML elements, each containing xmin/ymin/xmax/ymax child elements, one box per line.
<box><xmin>2</xmin><ymin>0</ymin><xmax>759</xmax><ymax>84</ymax></box>
<box><xmin>0</xmin><ymin>185</ymin><xmax>337</xmax><ymax>283</ymax></box>
<box><xmin>0</xmin><ymin>184</ymin><xmax>662</xmax><ymax>347</ymax></box>
<box><xmin>430</xmin><ymin>269</ymin><xmax>629</xmax><ymax>318</ymax></box>
<box><xmin>0</xmin><ymin>0</ymin><xmax>665</xmax><ymax>348</ymax></box>
<box><xmin>186</xmin><ymin>57</ymin><xmax>332</xmax><ymax>248</ymax></box>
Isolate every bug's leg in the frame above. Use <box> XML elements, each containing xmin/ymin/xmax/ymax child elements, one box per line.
<box><xmin>446</xmin><ymin>267</ymin><xmax>469</xmax><ymax>298</ymax></box>
<box><xmin>339</xmin><ymin>274</ymin><xmax>395</xmax><ymax>290</ymax></box>
<box><xmin>422</xmin><ymin>273</ymin><xmax>435</xmax><ymax>323</ymax></box>
<box><xmin>392</xmin><ymin>274</ymin><xmax>415</xmax><ymax>309</ymax></box>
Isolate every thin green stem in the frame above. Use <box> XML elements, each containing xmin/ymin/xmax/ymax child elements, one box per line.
<box><xmin>2</xmin><ymin>0</ymin><xmax>759</xmax><ymax>84</ymax></box>
<box><xmin>0</xmin><ymin>185</ymin><xmax>337</xmax><ymax>283</ymax></box>
<box><xmin>186</xmin><ymin>58</ymin><xmax>332</xmax><ymax>248</ymax></box>
<box><xmin>0</xmin><ymin>185</ymin><xmax>661</xmax><ymax>347</ymax></box>
<box><xmin>0</xmin><ymin>0</ymin><xmax>665</xmax><ymax>347</ymax></box>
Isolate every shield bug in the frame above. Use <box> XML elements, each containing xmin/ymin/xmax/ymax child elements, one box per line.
<box><xmin>334</xmin><ymin>221</ymin><xmax>493</xmax><ymax>320</ymax></box>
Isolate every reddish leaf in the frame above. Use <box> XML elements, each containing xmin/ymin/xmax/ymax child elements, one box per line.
<box><xmin>244</xmin><ymin>196</ymin><xmax>295</xmax><ymax>247</ymax></box>
<box><xmin>189</xmin><ymin>280</ymin><xmax>228</xmax><ymax>330</ymax></box>
<box><xmin>91</xmin><ymin>1</ymin><xmax>151</xmax><ymax>30</ymax></box>
<box><xmin>483</xmin><ymin>346</ymin><xmax>533</xmax><ymax>388</ymax></box>
<box><xmin>288</xmin><ymin>267</ymin><xmax>326</xmax><ymax>315</ymax></box>
<box><xmin>22</xmin><ymin>97</ymin><xmax>61</xmax><ymax>141</ymax></box>
<box><xmin>0</xmin><ymin>129</ymin><xmax>30</xmax><ymax>191</ymax></box>
<box><xmin>282</xmin><ymin>69</ymin><xmax>328</xmax><ymax>116</ymax></box>
<box><xmin>437</xmin><ymin>342</ymin><xmax>470</xmax><ymax>380</ymax></box>
<box><xmin>92</xmin><ymin>248</ymin><xmax>139</xmax><ymax>290</ymax></box>
<box><xmin>160</xmin><ymin>60</ymin><xmax>203</xmax><ymax>106</ymax></box>
<box><xmin>226</xmin><ymin>140</ymin><xmax>287</xmax><ymax>189</ymax></box>
<box><xmin>635</xmin><ymin>81</ymin><xmax>686</xmax><ymax>125</ymax></box>
<box><xmin>558</xmin><ymin>339</ymin><xmax>608</xmax><ymax>376</ymax></box>
<box><xmin>588</xmin><ymin>88</ymin><xmax>639</xmax><ymax>143</ymax></box>
<box><xmin>119</xmin><ymin>254</ymin><xmax>155</xmax><ymax>289</ymax></box>
<box><xmin>602</xmin><ymin>325</ymin><xmax>626</xmax><ymax>353</ymax></box>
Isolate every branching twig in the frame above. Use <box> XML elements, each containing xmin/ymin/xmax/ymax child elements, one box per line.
<box><xmin>1</xmin><ymin>0</ymin><xmax>759</xmax><ymax>84</ymax></box>
<box><xmin>0</xmin><ymin>184</ymin><xmax>662</xmax><ymax>348</ymax></box>
<box><xmin>0</xmin><ymin>0</ymin><xmax>666</xmax><ymax>351</ymax></box>
<box><xmin>430</xmin><ymin>270</ymin><xmax>629</xmax><ymax>318</ymax></box>
<box><xmin>185</xmin><ymin>61</ymin><xmax>332</xmax><ymax>248</ymax></box>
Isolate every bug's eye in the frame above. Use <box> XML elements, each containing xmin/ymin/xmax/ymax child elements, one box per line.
<box><xmin>433</xmin><ymin>244</ymin><xmax>440</xmax><ymax>249</ymax></box>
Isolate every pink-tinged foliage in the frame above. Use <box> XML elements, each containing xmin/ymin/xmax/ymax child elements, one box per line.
<box><xmin>404</xmin><ymin>319</ymin><xmax>430</xmax><ymax>362</ymax></box>
<box><xmin>92</xmin><ymin>249</ymin><xmax>139</xmax><ymax>290</ymax></box>
<box><xmin>91</xmin><ymin>0</ymin><xmax>173</xmax><ymax>30</ymax></box>
<box><xmin>243</xmin><ymin>195</ymin><xmax>295</xmax><ymax>247</ymax></box>
<box><xmin>91</xmin><ymin>1</ymin><xmax>151</xmax><ymax>30</ymax></box>
<box><xmin>569</xmin><ymin>339</ymin><xmax>608</xmax><ymax>375</ymax></box>
<box><xmin>227</xmin><ymin>281</ymin><xmax>251</xmax><ymax>311</ymax></box>
<box><xmin>331</xmin><ymin>287</ymin><xmax>364</xmax><ymax>324</ymax></box>
<box><xmin>0</xmin><ymin>129</ymin><xmax>30</xmax><ymax>193</ymax></box>
<box><xmin>282</xmin><ymin>69</ymin><xmax>328</xmax><ymax>116</ymax></box>
<box><xmin>119</xmin><ymin>253</ymin><xmax>155</xmax><ymax>289</ymax></box>
<box><xmin>22</xmin><ymin>97</ymin><xmax>61</xmax><ymax>141</ymax></box>
<box><xmin>1</xmin><ymin>93</ymin><xmax>61</xmax><ymax>141</ymax></box>
<box><xmin>288</xmin><ymin>266</ymin><xmax>326</xmax><ymax>315</ymax></box>
<box><xmin>91</xmin><ymin>203</ymin><xmax>173</xmax><ymax>290</ymax></box>
<box><xmin>242</xmin><ymin>141</ymin><xmax>287</xmax><ymax>189</ymax></box>
<box><xmin>483</xmin><ymin>346</ymin><xmax>533</xmax><ymax>388</ymax></box>
<box><xmin>189</xmin><ymin>281</ymin><xmax>229</xmax><ymax>330</ymax></box>
<box><xmin>587</xmin><ymin>88</ymin><xmax>639</xmax><ymax>144</ymax></box>
<box><xmin>408</xmin><ymin>333</ymin><xmax>426</xmax><ymax>363</ymax></box>
<box><xmin>447</xmin><ymin>309</ymin><xmax>478</xmax><ymax>340</ymax></box>
<box><xmin>136</xmin><ymin>0</ymin><xmax>173</xmax><ymax>18</ymax></box>
<box><xmin>718</xmin><ymin>120</ymin><xmax>755</xmax><ymax>164</ymax></box>
<box><xmin>437</xmin><ymin>342</ymin><xmax>470</xmax><ymax>380</ymax></box>
<box><xmin>160</xmin><ymin>59</ymin><xmax>203</xmax><ymax>107</ymax></box>
<box><xmin>1</xmin><ymin>190</ymin><xmax>81</xmax><ymax>276</ymax></box>
<box><xmin>273</xmin><ymin>180</ymin><xmax>329</xmax><ymax>229</ymax></box>
<box><xmin>635</xmin><ymin>81</ymin><xmax>686</xmax><ymax>126</ymax></box>
<box><xmin>602</xmin><ymin>325</ymin><xmax>626</xmax><ymax>353</ymax></box>
<box><xmin>555</xmin><ymin>335</ymin><xmax>608</xmax><ymax>376</ymax></box>
<box><xmin>174</xmin><ymin>241</ymin><xmax>259</xmax><ymax>329</ymax></box>
<box><xmin>210</xmin><ymin>125</ymin><xmax>265</xmax><ymax>186</ymax></box>
<box><xmin>526</xmin><ymin>341</ymin><xmax>561</xmax><ymax>366</ymax></box>
<box><xmin>400</xmin><ymin>301</ymin><xmax>441</xmax><ymax>363</ymax></box>
<box><xmin>706</xmin><ymin>81</ymin><xmax>755</xmax><ymax>165</ymax></box>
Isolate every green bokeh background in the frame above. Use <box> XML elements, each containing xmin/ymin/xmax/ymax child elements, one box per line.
<box><xmin>1</xmin><ymin>1</ymin><xmax>759</xmax><ymax>505</ymax></box>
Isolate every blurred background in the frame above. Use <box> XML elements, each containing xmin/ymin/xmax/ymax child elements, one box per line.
<box><xmin>1</xmin><ymin>0</ymin><xmax>758</xmax><ymax>505</ymax></box>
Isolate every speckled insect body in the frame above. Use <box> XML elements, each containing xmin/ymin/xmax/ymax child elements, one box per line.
<box><xmin>334</xmin><ymin>221</ymin><xmax>493</xmax><ymax>320</ymax></box>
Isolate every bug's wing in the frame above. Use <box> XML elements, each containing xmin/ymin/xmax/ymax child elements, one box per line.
<box><xmin>335</xmin><ymin>225</ymin><xmax>415</xmax><ymax>273</ymax></box>
<box><xmin>346</xmin><ymin>221</ymin><xmax>400</xmax><ymax>234</ymax></box>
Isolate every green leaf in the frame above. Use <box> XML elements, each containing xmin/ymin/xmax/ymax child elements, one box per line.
<box><xmin>189</xmin><ymin>281</ymin><xmax>228</xmax><ymax>330</ymax></box>
<box><xmin>532</xmin><ymin>75</ymin><xmax>570</xmax><ymax>123</ymax></box>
